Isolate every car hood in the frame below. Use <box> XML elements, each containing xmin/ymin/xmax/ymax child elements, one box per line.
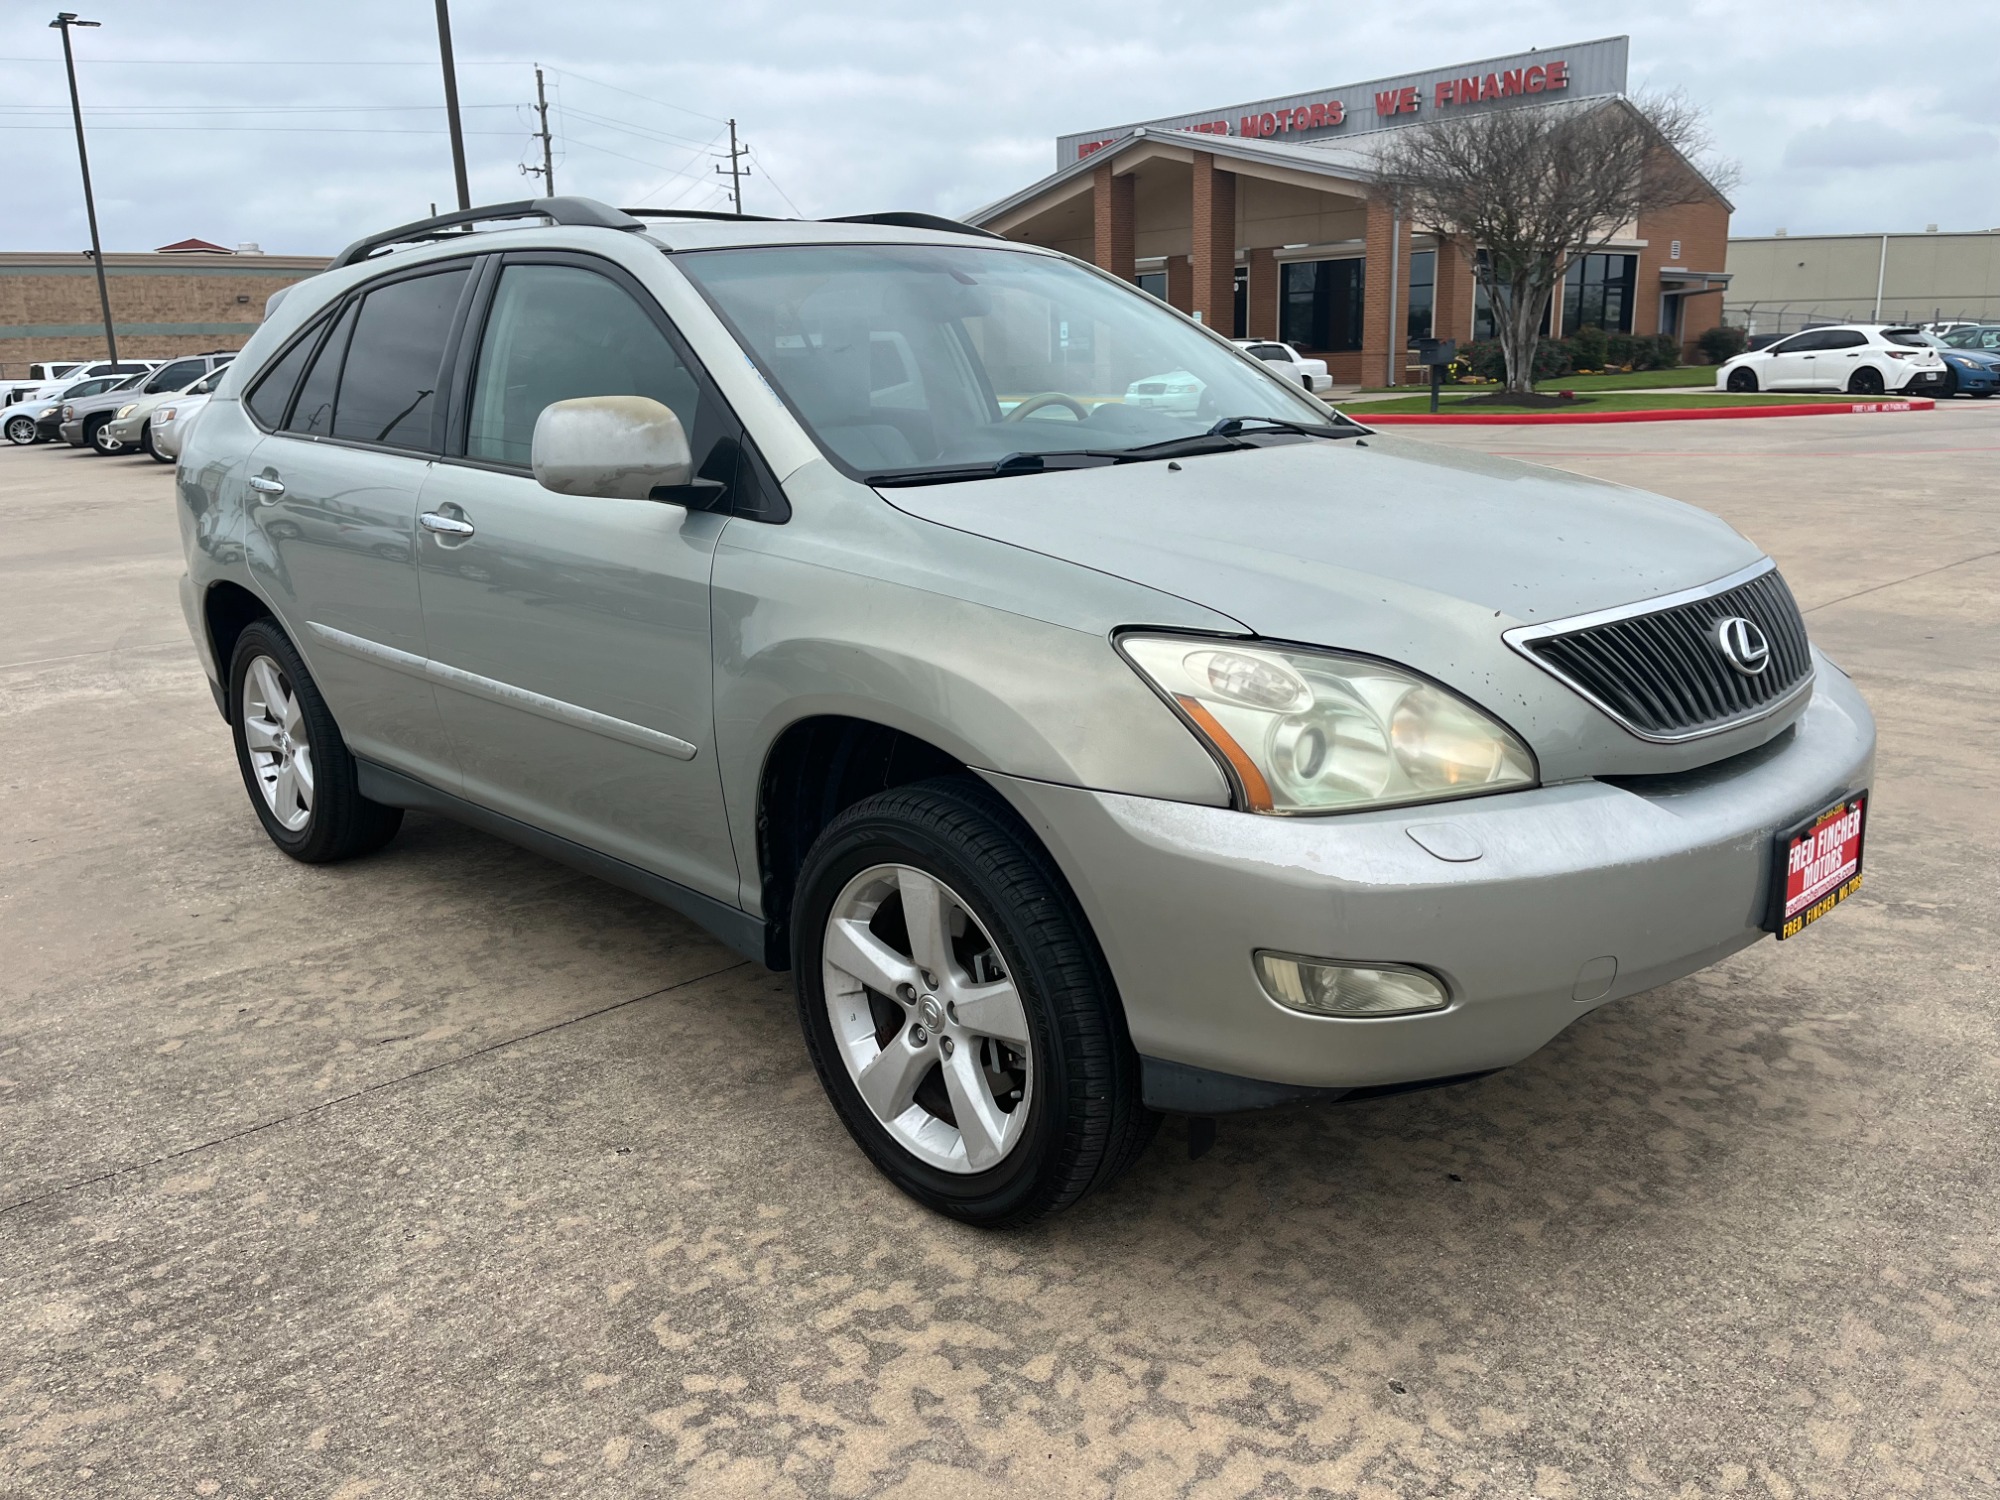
<box><xmin>1943</xmin><ymin>348</ymin><xmax>2000</xmax><ymax>369</ymax></box>
<box><xmin>880</xmin><ymin>434</ymin><xmax>1774</xmax><ymax>776</ymax></box>
<box><xmin>882</xmin><ymin>434</ymin><xmax>1760</xmax><ymax>630</ymax></box>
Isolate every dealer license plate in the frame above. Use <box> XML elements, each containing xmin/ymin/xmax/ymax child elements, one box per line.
<box><xmin>1770</xmin><ymin>792</ymin><xmax>1867</xmax><ymax>939</ymax></box>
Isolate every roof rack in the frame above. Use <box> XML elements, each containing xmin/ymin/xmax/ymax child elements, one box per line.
<box><xmin>619</xmin><ymin>206</ymin><xmax>787</xmax><ymax>224</ymax></box>
<box><xmin>824</xmin><ymin>211</ymin><xmax>1003</xmax><ymax>240</ymax></box>
<box><xmin>328</xmin><ymin>197</ymin><xmax>643</xmax><ymax>270</ymax></box>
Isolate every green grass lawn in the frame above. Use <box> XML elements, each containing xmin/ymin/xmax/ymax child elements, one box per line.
<box><xmin>1350</xmin><ymin>389</ymin><xmax>1903</xmax><ymax>416</ymax></box>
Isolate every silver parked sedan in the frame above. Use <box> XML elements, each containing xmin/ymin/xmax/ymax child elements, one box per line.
<box><xmin>175</xmin><ymin>198</ymin><xmax>1875</xmax><ymax>1226</ymax></box>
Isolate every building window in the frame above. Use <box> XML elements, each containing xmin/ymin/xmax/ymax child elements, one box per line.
<box><xmin>1561</xmin><ymin>253</ymin><xmax>1638</xmax><ymax>333</ymax></box>
<box><xmin>1136</xmin><ymin>272</ymin><xmax>1167</xmax><ymax>302</ymax></box>
<box><xmin>1406</xmin><ymin>250</ymin><xmax>1436</xmax><ymax>344</ymax></box>
<box><xmin>1280</xmin><ymin>258</ymin><xmax>1364</xmax><ymax>352</ymax></box>
<box><xmin>1233</xmin><ymin>266</ymin><xmax>1248</xmax><ymax>339</ymax></box>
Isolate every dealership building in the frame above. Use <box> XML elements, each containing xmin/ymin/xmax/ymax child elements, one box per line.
<box><xmin>969</xmin><ymin>36</ymin><xmax>1733</xmax><ymax>385</ymax></box>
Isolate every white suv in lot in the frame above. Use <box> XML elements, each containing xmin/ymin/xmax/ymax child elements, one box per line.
<box><xmin>1716</xmin><ymin>325</ymin><xmax>1947</xmax><ymax>396</ymax></box>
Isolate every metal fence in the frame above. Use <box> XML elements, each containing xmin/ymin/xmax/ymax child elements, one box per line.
<box><xmin>1724</xmin><ymin>301</ymin><xmax>2000</xmax><ymax>337</ymax></box>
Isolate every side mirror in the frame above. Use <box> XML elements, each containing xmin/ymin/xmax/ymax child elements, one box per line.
<box><xmin>530</xmin><ymin>396</ymin><xmax>722</xmax><ymax>507</ymax></box>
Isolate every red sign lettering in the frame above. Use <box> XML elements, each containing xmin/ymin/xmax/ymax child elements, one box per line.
<box><xmin>1524</xmin><ymin>64</ymin><xmax>1546</xmax><ymax>93</ymax></box>
<box><xmin>1546</xmin><ymin>58</ymin><xmax>1569</xmax><ymax>89</ymax></box>
<box><xmin>1374</xmin><ymin>85</ymin><xmax>1419</xmax><ymax>117</ymax></box>
<box><xmin>1500</xmin><ymin>68</ymin><xmax>1524</xmax><ymax>97</ymax></box>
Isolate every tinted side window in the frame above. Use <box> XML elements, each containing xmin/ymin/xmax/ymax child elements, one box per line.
<box><xmin>465</xmin><ymin>263</ymin><xmax>700</xmax><ymax>468</ymax></box>
<box><xmin>1821</xmin><ymin>331</ymin><xmax>1867</xmax><ymax>350</ymax></box>
<box><xmin>149</xmin><ymin>358</ymin><xmax>207</xmax><ymax>393</ymax></box>
<box><xmin>1768</xmin><ymin>333</ymin><xmax>1814</xmax><ymax>355</ymax></box>
<box><xmin>286</xmin><ymin>302</ymin><xmax>357</xmax><ymax>438</ymax></box>
<box><xmin>247</xmin><ymin>322</ymin><xmax>323</xmax><ymax>430</ymax></box>
<box><xmin>332</xmin><ymin>268</ymin><xmax>468</xmax><ymax>450</ymax></box>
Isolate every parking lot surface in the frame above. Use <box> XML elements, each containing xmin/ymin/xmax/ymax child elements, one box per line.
<box><xmin>2</xmin><ymin>407</ymin><xmax>1996</xmax><ymax>1498</ymax></box>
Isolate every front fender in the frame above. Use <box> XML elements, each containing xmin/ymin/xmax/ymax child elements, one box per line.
<box><xmin>710</xmin><ymin>461</ymin><xmax>1240</xmax><ymax>913</ymax></box>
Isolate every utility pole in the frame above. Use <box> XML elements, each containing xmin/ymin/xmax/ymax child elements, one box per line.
<box><xmin>50</xmin><ymin>12</ymin><xmax>117</xmax><ymax>363</ymax></box>
<box><xmin>521</xmin><ymin>65</ymin><xmax>556</xmax><ymax>196</ymax></box>
<box><xmin>715</xmin><ymin>119</ymin><xmax>749</xmax><ymax>214</ymax></box>
<box><xmin>433</xmin><ymin>0</ymin><xmax>471</xmax><ymax>210</ymax></box>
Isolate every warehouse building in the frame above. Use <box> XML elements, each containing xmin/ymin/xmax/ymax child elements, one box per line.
<box><xmin>1724</xmin><ymin>229</ymin><xmax>2000</xmax><ymax>337</ymax></box>
<box><xmin>0</xmin><ymin>244</ymin><xmax>328</xmax><ymax>379</ymax></box>
<box><xmin>968</xmin><ymin>35</ymin><xmax>1733</xmax><ymax>385</ymax></box>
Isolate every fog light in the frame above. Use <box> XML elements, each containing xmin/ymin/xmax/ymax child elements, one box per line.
<box><xmin>1254</xmin><ymin>952</ymin><xmax>1448</xmax><ymax>1018</ymax></box>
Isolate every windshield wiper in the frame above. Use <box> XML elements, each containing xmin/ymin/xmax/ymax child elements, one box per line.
<box><xmin>862</xmin><ymin>418</ymin><xmax>1365</xmax><ymax>487</ymax></box>
<box><xmin>1203</xmin><ymin>414</ymin><xmax>1365</xmax><ymax>439</ymax></box>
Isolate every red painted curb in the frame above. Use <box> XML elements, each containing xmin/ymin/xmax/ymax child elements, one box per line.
<box><xmin>1361</xmin><ymin>399</ymin><xmax>1936</xmax><ymax>425</ymax></box>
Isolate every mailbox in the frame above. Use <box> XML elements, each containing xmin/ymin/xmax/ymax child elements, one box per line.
<box><xmin>1414</xmin><ymin>337</ymin><xmax>1458</xmax><ymax>366</ymax></box>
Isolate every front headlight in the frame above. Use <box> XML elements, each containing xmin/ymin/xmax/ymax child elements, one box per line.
<box><xmin>61</xmin><ymin>405</ymin><xmax>75</xmax><ymax>419</ymax></box>
<box><xmin>116</xmin><ymin>403</ymin><xmax>137</xmax><ymax>419</ymax></box>
<box><xmin>156</xmin><ymin>406</ymin><xmax>177</xmax><ymax>422</ymax></box>
<box><xmin>1120</xmin><ymin>634</ymin><xmax>1536</xmax><ymax>814</ymax></box>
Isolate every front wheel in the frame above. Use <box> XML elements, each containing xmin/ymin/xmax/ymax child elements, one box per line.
<box><xmin>228</xmin><ymin>619</ymin><xmax>402</xmax><ymax>863</ymax></box>
<box><xmin>1725</xmin><ymin>367</ymin><xmax>1758</xmax><ymax>393</ymax></box>
<box><xmin>792</xmin><ymin>778</ymin><xmax>1157</xmax><ymax>1227</ymax></box>
<box><xmin>1938</xmin><ymin>367</ymin><xmax>1959</xmax><ymax>399</ymax></box>
<box><xmin>86</xmin><ymin>415</ymin><xmax>121</xmax><ymax>454</ymax></box>
<box><xmin>3</xmin><ymin>412</ymin><xmax>35</xmax><ymax>446</ymax></box>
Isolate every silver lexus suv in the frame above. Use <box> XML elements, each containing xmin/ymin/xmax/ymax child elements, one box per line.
<box><xmin>174</xmin><ymin>198</ymin><xmax>1875</xmax><ymax>1226</ymax></box>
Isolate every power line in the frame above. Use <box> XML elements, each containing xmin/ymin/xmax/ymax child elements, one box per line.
<box><xmin>0</xmin><ymin>123</ymin><xmax>530</xmax><ymax>136</ymax></box>
<box><xmin>747</xmin><ymin>148</ymin><xmax>804</xmax><ymax>217</ymax></box>
<box><xmin>541</xmin><ymin>64</ymin><xmax>727</xmax><ymax>127</ymax></box>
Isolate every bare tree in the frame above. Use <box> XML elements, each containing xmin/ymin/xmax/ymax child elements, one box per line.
<box><xmin>1374</xmin><ymin>93</ymin><xmax>1737</xmax><ymax>394</ymax></box>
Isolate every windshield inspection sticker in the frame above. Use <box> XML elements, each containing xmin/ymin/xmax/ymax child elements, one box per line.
<box><xmin>1773</xmin><ymin>793</ymin><xmax>1867</xmax><ymax>939</ymax></box>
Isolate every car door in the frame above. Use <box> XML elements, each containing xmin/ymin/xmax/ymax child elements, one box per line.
<box><xmin>413</xmin><ymin>253</ymin><xmax>739</xmax><ymax>905</ymax></box>
<box><xmin>1761</xmin><ymin>331</ymin><xmax>1823</xmax><ymax>389</ymax></box>
<box><xmin>240</xmin><ymin>261</ymin><xmax>474</xmax><ymax>789</ymax></box>
<box><xmin>1815</xmin><ymin>330</ymin><xmax>1868</xmax><ymax>387</ymax></box>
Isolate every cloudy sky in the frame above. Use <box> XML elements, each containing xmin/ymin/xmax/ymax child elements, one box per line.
<box><xmin>6</xmin><ymin>0</ymin><xmax>1997</xmax><ymax>255</ymax></box>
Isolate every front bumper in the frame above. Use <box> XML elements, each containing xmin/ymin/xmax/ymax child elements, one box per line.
<box><xmin>107</xmin><ymin>413</ymin><xmax>148</xmax><ymax>444</ymax></box>
<box><xmin>58</xmin><ymin>419</ymin><xmax>86</xmax><ymax>446</ymax></box>
<box><xmin>985</xmin><ymin>658</ymin><xmax>1875</xmax><ymax>1098</ymax></box>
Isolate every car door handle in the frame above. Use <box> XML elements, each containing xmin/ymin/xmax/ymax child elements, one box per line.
<box><xmin>247</xmin><ymin>474</ymin><xmax>285</xmax><ymax>501</ymax></box>
<box><xmin>419</xmin><ymin>511</ymin><xmax>475</xmax><ymax>539</ymax></box>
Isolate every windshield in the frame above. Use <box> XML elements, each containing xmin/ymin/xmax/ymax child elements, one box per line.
<box><xmin>674</xmin><ymin>243</ymin><xmax>1337</xmax><ymax>479</ymax></box>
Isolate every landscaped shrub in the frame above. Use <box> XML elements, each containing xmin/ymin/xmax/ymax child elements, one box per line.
<box><xmin>1457</xmin><ymin>337</ymin><xmax>1573</xmax><ymax>384</ymax></box>
<box><xmin>1696</xmin><ymin>324</ymin><xmax>1749</xmax><ymax>364</ymax></box>
<box><xmin>1566</xmin><ymin>324</ymin><xmax>1610</xmax><ymax>373</ymax></box>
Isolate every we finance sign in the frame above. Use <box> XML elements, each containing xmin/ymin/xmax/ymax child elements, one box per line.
<box><xmin>1057</xmin><ymin>36</ymin><xmax>1629</xmax><ymax>166</ymax></box>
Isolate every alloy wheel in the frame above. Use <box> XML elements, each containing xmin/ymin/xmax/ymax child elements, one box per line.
<box><xmin>90</xmin><ymin>420</ymin><xmax>121</xmax><ymax>453</ymax></box>
<box><xmin>3</xmin><ymin>414</ymin><xmax>35</xmax><ymax>445</ymax></box>
<box><xmin>821</xmin><ymin>863</ymin><xmax>1033</xmax><ymax>1174</ymax></box>
<box><xmin>240</xmin><ymin>654</ymin><xmax>314</xmax><ymax>832</ymax></box>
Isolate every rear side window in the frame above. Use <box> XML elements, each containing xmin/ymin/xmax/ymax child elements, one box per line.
<box><xmin>149</xmin><ymin>358</ymin><xmax>208</xmax><ymax>392</ymax></box>
<box><xmin>332</xmin><ymin>268</ymin><xmax>469</xmax><ymax>450</ymax></box>
<box><xmin>246</xmin><ymin>323</ymin><xmax>322</xmax><ymax>430</ymax></box>
<box><xmin>464</xmin><ymin>262</ymin><xmax>699</xmax><ymax>467</ymax></box>
<box><xmin>1819</xmin><ymin>331</ymin><xmax>1867</xmax><ymax>350</ymax></box>
<box><xmin>287</xmin><ymin>302</ymin><xmax>358</xmax><ymax>438</ymax></box>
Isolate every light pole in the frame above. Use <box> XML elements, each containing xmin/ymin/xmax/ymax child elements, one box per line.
<box><xmin>50</xmin><ymin>12</ymin><xmax>117</xmax><ymax>363</ymax></box>
<box><xmin>433</xmin><ymin>0</ymin><xmax>470</xmax><ymax>211</ymax></box>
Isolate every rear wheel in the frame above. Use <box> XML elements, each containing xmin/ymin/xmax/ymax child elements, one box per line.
<box><xmin>1848</xmin><ymin>366</ymin><xmax>1885</xmax><ymax>396</ymax></box>
<box><xmin>792</xmin><ymin>777</ymin><xmax>1157</xmax><ymax>1227</ymax></box>
<box><xmin>3</xmin><ymin>412</ymin><xmax>35</xmax><ymax>446</ymax></box>
<box><xmin>1725</xmin><ymin>367</ymin><xmax>1758</xmax><ymax>393</ymax></box>
<box><xmin>228</xmin><ymin>619</ymin><xmax>402</xmax><ymax>863</ymax></box>
<box><xmin>86</xmin><ymin>414</ymin><xmax>120</xmax><ymax>454</ymax></box>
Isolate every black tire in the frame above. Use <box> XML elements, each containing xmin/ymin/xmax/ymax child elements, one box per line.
<box><xmin>1725</xmin><ymin>367</ymin><xmax>1758</xmax><ymax>393</ymax></box>
<box><xmin>86</xmin><ymin>414</ymin><xmax>120</xmax><ymax>454</ymax></box>
<box><xmin>1848</xmin><ymin>366</ymin><xmax>1885</xmax><ymax>396</ymax></box>
<box><xmin>3</xmin><ymin>412</ymin><xmax>36</xmax><ymax>446</ymax></box>
<box><xmin>792</xmin><ymin>776</ymin><xmax>1157</xmax><ymax>1227</ymax></box>
<box><xmin>140</xmin><ymin>423</ymin><xmax>161</xmax><ymax>460</ymax></box>
<box><xmin>1938</xmin><ymin>367</ymin><xmax>1959</xmax><ymax>399</ymax></box>
<box><xmin>1302</xmin><ymin>373</ymin><xmax>1314</xmax><ymax>390</ymax></box>
<box><xmin>1974</xmin><ymin>390</ymin><xmax>1993</xmax><ymax>399</ymax></box>
<box><xmin>227</xmin><ymin>618</ymin><xmax>402</xmax><ymax>863</ymax></box>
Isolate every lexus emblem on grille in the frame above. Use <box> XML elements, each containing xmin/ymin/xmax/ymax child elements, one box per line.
<box><xmin>1715</xmin><ymin>615</ymin><xmax>1771</xmax><ymax>676</ymax></box>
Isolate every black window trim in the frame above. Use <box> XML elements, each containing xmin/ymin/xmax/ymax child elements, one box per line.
<box><xmin>433</xmin><ymin>248</ymin><xmax>784</xmax><ymax>522</ymax></box>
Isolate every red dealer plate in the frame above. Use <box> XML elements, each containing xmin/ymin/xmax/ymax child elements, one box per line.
<box><xmin>1770</xmin><ymin>792</ymin><xmax>1868</xmax><ymax>940</ymax></box>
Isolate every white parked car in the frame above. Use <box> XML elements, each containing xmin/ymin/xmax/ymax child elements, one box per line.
<box><xmin>148</xmin><ymin>370</ymin><xmax>224</xmax><ymax>463</ymax></box>
<box><xmin>1122</xmin><ymin>369</ymin><xmax>1205</xmax><ymax>414</ymax></box>
<box><xmin>1234</xmin><ymin>339</ymin><xmax>1332</xmax><ymax>393</ymax></box>
<box><xmin>1716</xmin><ymin>325</ymin><xmax>1947</xmax><ymax>396</ymax></box>
<box><xmin>3</xmin><ymin>358</ymin><xmax>154</xmax><ymax>409</ymax></box>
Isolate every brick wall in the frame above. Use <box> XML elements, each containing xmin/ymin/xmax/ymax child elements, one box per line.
<box><xmin>0</xmin><ymin>253</ymin><xmax>329</xmax><ymax>378</ymax></box>
<box><xmin>1637</xmin><ymin>189</ymin><xmax>1731</xmax><ymax>354</ymax></box>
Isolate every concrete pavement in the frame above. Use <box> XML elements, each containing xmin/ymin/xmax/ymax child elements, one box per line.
<box><xmin>1</xmin><ymin>408</ymin><xmax>1995</xmax><ymax>1497</ymax></box>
